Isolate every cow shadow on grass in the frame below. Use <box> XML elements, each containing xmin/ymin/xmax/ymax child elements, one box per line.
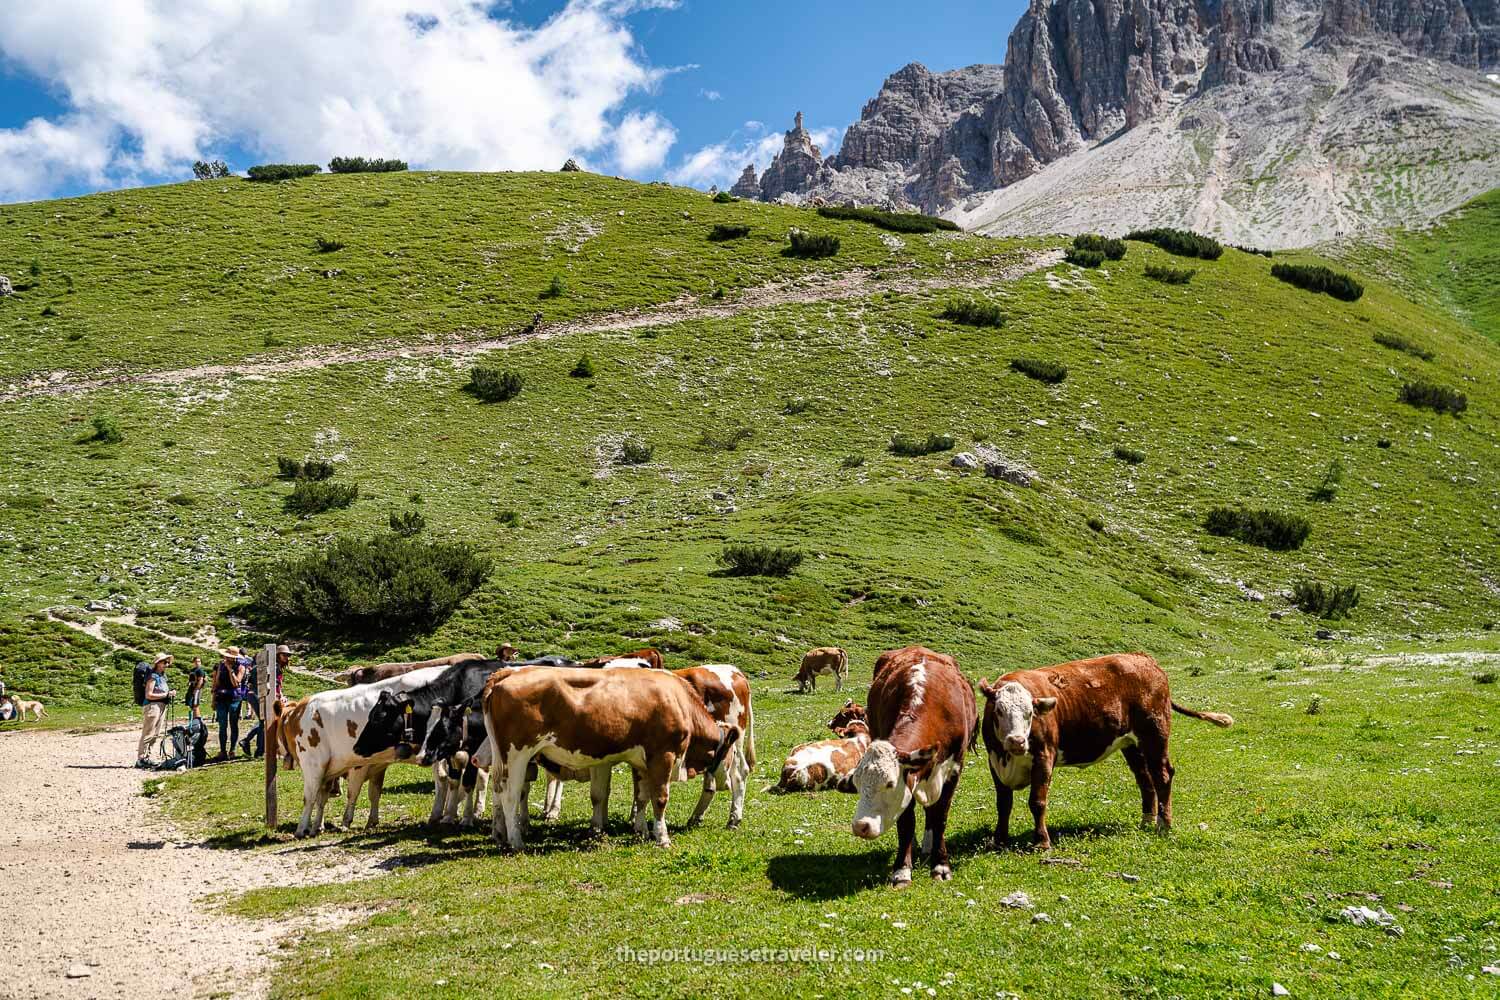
<box><xmin>765</xmin><ymin>847</ymin><xmax>896</xmax><ymax>899</ymax></box>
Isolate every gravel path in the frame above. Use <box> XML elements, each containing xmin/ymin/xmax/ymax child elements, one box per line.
<box><xmin>0</xmin><ymin>727</ymin><xmax>311</xmax><ymax>1000</ymax></box>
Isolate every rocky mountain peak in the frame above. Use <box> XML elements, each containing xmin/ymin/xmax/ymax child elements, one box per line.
<box><xmin>756</xmin><ymin>112</ymin><xmax>827</xmax><ymax>202</ymax></box>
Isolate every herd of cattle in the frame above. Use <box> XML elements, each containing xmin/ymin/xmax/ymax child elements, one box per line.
<box><xmin>267</xmin><ymin>644</ymin><xmax>1233</xmax><ymax>887</ymax></box>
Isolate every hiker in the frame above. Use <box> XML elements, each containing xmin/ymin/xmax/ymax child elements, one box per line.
<box><xmin>185</xmin><ymin>657</ymin><xmax>206</xmax><ymax>720</ymax></box>
<box><xmin>135</xmin><ymin>653</ymin><xmax>174</xmax><ymax>768</ymax></box>
<box><xmin>212</xmin><ymin>647</ymin><xmax>247</xmax><ymax>762</ymax></box>
<box><xmin>239</xmin><ymin>645</ymin><xmax>291</xmax><ymax>758</ymax></box>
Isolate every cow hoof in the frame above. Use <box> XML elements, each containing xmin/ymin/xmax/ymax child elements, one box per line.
<box><xmin>890</xmin><ymin>867</ymin><xmax>913</xmax><ymax>889</ymax></box>
<box><xmin>726</xmin><ymin>818</ymin><xmax>742</xmax><ymax>831</ymax></box>
<box><xmin>991</xmin><ymin>837</ymin><xmax>1010</xmax><ymax>852</ymax></box>
<box><xmin>931</xmin><ymin>865</ymin><xmax>952</xmax><ymax>881</ymax></box>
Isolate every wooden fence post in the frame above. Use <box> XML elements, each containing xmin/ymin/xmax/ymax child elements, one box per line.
<box><xmin>263</xmin><ymin>642</ymin><xmax>278</xmax><ymax>831</ymax></box>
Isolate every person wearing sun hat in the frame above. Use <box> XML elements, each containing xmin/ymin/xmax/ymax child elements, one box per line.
<box><xmin>135</xmin><ymin>652</ymin><xmax>175</xmax><ymax>767</ymax></box>
<box><xmin>240</xmin><ymin>644</ymin><xmax>293</xmax><ymax>758</ymax></box>
<box><xmin>212</xmin><ymin>646</ymin><xmax>247</xmax><ymax>762</ymax></box>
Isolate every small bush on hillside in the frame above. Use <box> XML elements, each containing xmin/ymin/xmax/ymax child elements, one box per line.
<box><xmin>192</xmin><ymin>160</ymin><xmax>230</xmax><ymax>180</ymax></box>
<box><xmin>709</xmin><ymin>224</ymin><xmax>751</xmax><ymax>242</ymax></box>
<box><xmin>314</xmin><ymin>237</ymin><xmax>345</xmax><ymax>253</ymax></box>
<box><xmin>1087</xmin><ymin>516</ymin><xmax>1106</xmax><ymax>533</ymax></box>
<box><xmin>28</xmin><ymin>259</ymin><xmax>41</xmax><ymax>277</ymax></box>
<box><xmin>1204</xmin><ymin>506</ymin><xmax>1311</xmax><ymax>551</ymax></box>
<box><xmin>1292</xmin><ymin>579</ymin><xmax>1360</xmax><ymax>619</ymax></box>
<box><xmin>840</xmin><ymin>454</ymin><xmax>865</xmax><ymax>469</ymax></box>
<box><xmin>247</xmin><ymin>531</ymin><xmax>491</xmax><ymax>635</ymax></box>
<box><xmin>1113</xmin><ymin>446</ymin><xmax>1146</xmax><ymax>465</ymax></box>
<box><xmin>542</xmin><ymin>274</ymin><xmax>567</xmax><ymax>299</ymax></box>
<box><xmin>1064</xmin><ymin>248</ymin><xmax>1106</xmax><ymax>268</ymax></box>
<box><xmin>246</xmin><ymin>163</ymin><xmax>321</xmax><ymax>182</ymax></box>
<box><xmin>1309</xmin><ymin>459</ymin><xmax>1344</xmax><ymax>502</ymax></box>
<box><xmin>1271</xmin><ymin>262</ymin><xmax>1364</xmax><ymax>301</ymax></box>
<box><xmin>1475</xmin><ymin>671</ymin><xmax>1498</xmax><ymax>685</ymax></box>
<box><xmin>782</xmin><ymin>397</ymin><xmax>811</xmax><ymax>416</ymax></box>
<box><xmin>938</xmin><ymin>298</ymin><xmax>1005</xmax><ymax>328</ymax></box>
<box><xmin>718</xmin><ymin>543</ymin><xmax>803</xmax><ymax>577</ymax></box>
<box><xmin>618</xmin><ymin>438</ymin><xmax>654</xmax><ymax>465</ymax></box>
<box><xmin>889</xmin><ymin>432</ymin><xmax>955</xmax><ymax>457</ymax></box>
<box><xmin>40</xmin><ymin>305</ymin><xmax>57</xmax><ymax>317</ymax></box>
<box><xmin>82</xmin><ymin>415</ymin><xmax>122</xmax><ymax>445</ymax></box>
<box><xmin>570</xmin><ymin>354</ymin><xmax>595</xmax><ymax>378</ymax></box>
<box><xmin>275</xmin><ymin>457</ymin><xmax>335</xmax><ymax>481</ymax></box>
<box><xmin>496</xmin><ymin>510</ymin><xmax>521</xmax><ymax>528</ymax></box>
<box><xmin>1373</xmin><ymin>331</ymin><xmax>1434</xmax><ymax>361</ymax></box>
<box><xmin>1073</xmin><ymin>234</ymin><xmax>1126</xmax><ymax>260</ymax></box>
<box><xmin>1011</xmin><ymin>358</ymin><xmax>1068</xmax><ymax>384</ymax></box>
<box><xmin>815</xmin><ymin>204</ymin><xmax>959</xmax><ymax>234</ymax></box>
<box><xmin>1230</xmin><ymin>244</ymin><xmax>1273</xmax><ymax>258</ymax></box>
<box><xmin>466</xmin><ymin>367</ymin><xmax>524</xmax><ymax>402</ymax></box>
<box><xmin>1398</xmin><ymin>380</ymin><xmax>1467</xmax><ymax>415</ymax></box>
<box><xmin>699</xmin><ymin>424</ymin><xmax>754</xmax><ymax>451</ymax></box>
<box><xmin>1144</xmin><ymin>264</ymin><xmax>1196</xmax><ymax>285</ymax></box>
<box><xmin>787</xmin><ymin>231</ymin><xmax>840</xmax><ymax>258</ymax></box>
<box><xmin>712</xmin><ymin>191</ymin><xmax>737</xmax><ymax>203</ymax></box>
<box><xmin>328</xmin><ymin>156</ymin><xmax>407</xmax><ymax>174</ymax></box>
<box><xmin>388</xmin><ymin>509</ymin><xmax>425</xmax><ymax>537</ymax></box>
<box><xmin>285</xmin><ymin>480</ymin><xmax>358</xmax><ymax>515</ymax></box>
<box><xmin>1124</xmin><ymin>227</ymin><xmax>1224</xmax><ymax>260</ymax></box>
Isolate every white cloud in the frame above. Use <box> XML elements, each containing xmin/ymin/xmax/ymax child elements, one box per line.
<box><xmin>699</xmin><ymin>88</ymin><xmax>722</xmax><ymax>101</ymax></box>
<box><xmin>669</xmin><ymin>122</ymin><xmax>842</xmax><ymax>191</ymax></box>
<box><xmin>613</xmin><ymin>111</ymin><xmax>676</xmax><ymax>172</ymax></box>
<box><xmin>0</xmin><ymin>0</ymin><xmax>678</xmax><ymax>201</ymax></box>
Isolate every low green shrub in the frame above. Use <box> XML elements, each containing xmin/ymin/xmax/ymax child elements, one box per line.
<box><xmin>1373</xmin><ymin>331</ymin><xmax>1434</xmax><ymax>361</ymax></box>
<box><xmin>388</xmin><ymin>509</ymin><xmax>426</xmax><ymax>537</ymax></box>
<box><xmin>937</xmin><ymin>298</ymin><xmax>1005</xmax><ymax>328</ymax></box>
<box><xmin>570</xmin><ymin>355</ymin><xmax>596</xmax><ymax>378</ymax></box>
<box><xmin>1270</xmin><ymin>262</ymin><xmax>1363</xmax><ymax>301</ymax></box>
<box><xmin>781</xmin><ymin>397</ymin><xmax>811</xmax><ymax>416</ymax></box>
<box><xmin>699</xmin><ymin>425</ymin><xmax>754</xmax><ymax>451</ymax></box>
<box><xmin>542</xmin><ymin>274</ymin><xmax>567</xmax><ymax>299</ymax></box>
<box><xmin>285</xmin><ymin>480</ymin><xmax>358</xmax><ymax>515</ymax></box>
<box><xmin>246</xmin><ymin>163</ymin><xmax>321</xmax><ymax>182</ymax></box>
<box><xmin>815</xmin><ymin>204</ymin><xmax>959</xmax><ymax>234</ymax></box>
<box><xmin>1064</xmin><ymin>248</ymin><xmax>1105</xmax><ymax>268</ymax></box>
<box><xmin>1124</xmin><ymin>227</ymin><xmax>1224</xmax><ymax>260</ymax></box>
<box><xmin>1230</xmin><ymin>244</ymin><xmax>1274</xmax><ymax>258</ymax></box>
<box><xmin>889</xmin><ymin>432</ymin><xmax>955</xmax><ymax>457</ymax></box>
<box><xmin>786</xmin><ymin>231</ymin><xmax>840</xmax><ymax>258</ymax></box>
<box><xmin>1073</xmin><ymin>234</ymin><xmax>1126</xmax><ymax>259</ymax></box>
<box><xmin>82</xmin><ymin>415</ymin><xmax>122</xmax><ymax>445</ymax></box>
<box><xmin>1144</xmin><ymin>263</ymin><xmax>1196</xmax><ymax>284</ymax></box>
<box><xmin>276</xmin><ymin>456</ymin><xmax>337</xmax><ymax>480</ymax></box>
<box><xmin>1113</xmin><ymin>446</ymin><xmax>1146</xmax><ymax>465</ymax></box>
<box><xmin>708</xmin><ymin>224</ymin><xmax>751</xmax><ymax>242</ymax></box>
<box><xmin>618</xmin><ymin>438</ymin><xmax>654</xmax><ymax>465</ymax></box>
<box><xmin>328</xmin><ymin>156</ymin><xmax>407</xmax><ymax>174</ymax></box>
<box><xmin>840</xmin><ymin>454</ymin><xmax>866</xmax><ymax>469</ymax></box>
<box><xmin>1011</xmin><ymin>358</ymin><xmax>1068</xmax><ymax>384</ymax></box>
<box><xmin>314</xmin><ymin>237</ymin><xmax>345</xmax><ymax>253</ymax></box>
<box><xmin>712</xmin><ymin>191</ymin><xmax>737</xmax><ymax>203</ymax></box>
<box><xmin>192</xmin><ymin>160</ymin><xmax>230</xmax><ymax>180</ymax></box>
<box><xmin>1204</xmin><ymin>506</ymin><xmax>1311</xmax><ymax>551</ymax></box>
<box><xmin>1087</xmin><ymin>516</ymin><xmax>1106</xmax><ymax>533</ymax></box>
<box><xmin>1292</xmin><ymin>579</ymin><xmax>1360</xmax><ymax>619</ymax></box>
<box><xmin>247</xmin><ymin>531</ymin><xmax>491</xmax><ymax>635</ymax></box>
<box><xmin>466</xmin><ymin>367</ymin><xmax>524</xmax><ymax>402</ymax></box>
<box><xmin>1309</xmin><ymin>459</ymin><xmax>1343</xmax><ymax>502</ymax></box>
<box><xmin>717</xmin><ymin>543</ymin><xmax>803</xmax><ymax>577</ymax></box>
<box><xmin>1398</xmin><ymin>380</ymin><xmax>1467</xmax><ymax>415</ymax></box>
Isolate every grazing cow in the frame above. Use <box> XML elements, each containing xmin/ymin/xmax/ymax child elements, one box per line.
<box><xmin>578</xmin><ymin>648</ymin><xmax>664</xmax><ymax>670</ymax></box>
<box><xmin>773</xmin><ymin>719</ymin><xmax>870</xmax><ymax>793</ymax></box>
<box><xmin>481</xmin><ymin>667</ymin><xmax>738</xmax><ymax>850</ymax></box>
<box><xmin>978</xmin><ymin>652</ymin><xmax>1233</xmax><ymax>850</ymax></box>
<box><xmin>849</xmin><ymin>646</ymin><xmax>976</xmax><ymax>887</ymax></box>
<box><xmin>796</xmin><ymin>647</ymin><xmax>848</xmax><ymax>692</ymax></box>
<box><xmin>828</xmin><ymin>699</ymin><xmax>866</xmax><ymax>732</ymax></box>
<box><xmin>344</xmin><ymin>652</ymin><xmax>486</xmax><ymax>687</ymax></box>
<box><xmin>417</xmin><ymin>700</ymin><xmax>491</xmax><ymax>827</ymax></box>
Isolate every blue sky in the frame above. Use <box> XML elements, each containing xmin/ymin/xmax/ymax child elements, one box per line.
<box><xmin>0</xmin><ymin>1</ymin><xmax>1022</xmax><ymax>204</ymax></box>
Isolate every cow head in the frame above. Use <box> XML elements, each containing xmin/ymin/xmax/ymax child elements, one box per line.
<box><xmin>352</xmin><ymin>689</ymin><xmax>418</xmax><ymax>759</ymax></box>
<box><xmin>828</xmin><ymin>700</ymin><xmax>867</xmax><ymax>733</ymax></box>
<box><xmin>834</xmin><ymin>719</ymin><xmax>871</xmax><ymax>739</ymax></box>
<box><xmin>417</xmin><ymin>701</ymin><xmax>478</xmax><ymax>768</ymax></box>
<box><xmin>850</xmin><ymin>741</ymin><xmax>935</xmax><ymax>839</ymax></box>
<box><xmin>978</xmin><ymin>678</ymin><xmax>1055</xmax><ymax>755</ymax></box>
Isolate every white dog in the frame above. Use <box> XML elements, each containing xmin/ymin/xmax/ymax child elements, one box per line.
<box><xmin>14</xmin><ymin>699</ymin><xmax>46</xmax><ymax>722</ymax></box>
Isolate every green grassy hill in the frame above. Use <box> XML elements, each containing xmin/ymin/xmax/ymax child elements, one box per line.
<box><xmin>2</xmin><ymin>172</ymin><xmax>1498</xmax><ymax>708</ymax></box>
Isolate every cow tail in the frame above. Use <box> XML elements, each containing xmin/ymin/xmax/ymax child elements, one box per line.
<box><xmin>838</xmin><ymin>648</ymin><xmax>849</xmax><ymax>678</ymax></box>
<box><xmin>1171</xmin><ymin>701</ymin><xmax>1234</xmax><ymax>728</ymax></box>
<box><xmin>742</xmin><ymin>701</ymin><xmax>757</xmax><ymax>769</ymax></box>
<box><xmin>267</xmin><ymin>698</ymin><xmax>293</xmax><ymax>771</ymax></box>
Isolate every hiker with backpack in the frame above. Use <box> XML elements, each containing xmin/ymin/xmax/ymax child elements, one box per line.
<box><xmin>135</xmin><ymin>653</ymin><xmax>175</xmax><ymax>768</ymax></box>
<box><xmin>212</xmin><ymin>647</ymin><xmax>248</xmax><ymax>762</ymax></box>
<box><xmin>186</xmin><ymin>657</ymin><xmax>206</xmax><ymax>720</ymax></box>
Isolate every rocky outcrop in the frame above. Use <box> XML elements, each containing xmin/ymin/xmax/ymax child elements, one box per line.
<box><xmin>728</xmin><ymin>164</ymin><xmax>761</xmax><ymax>200</ymax></box>
<box><xmin>1316</xmin><ymin>0</ymin><xmax>1500</xmax><ymax>68</ymax></box>
<box><xmin>757</xmin><ymin>113</ymin><xmax>826</xmax><ymax>202</ymax></box>
<box><xmin>560</xmin><ymin>158</ymin><xmax>582</xmax><ymax>172</ymax></box>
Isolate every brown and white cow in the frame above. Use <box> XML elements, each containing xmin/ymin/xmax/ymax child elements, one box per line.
<box><xmin>481</xmin><ymin>666</ymin><xmax>738</xmax><ymax>850</ymax></box>
<box><xmin>849</xmin><ymin>646</ymin><xmax>976</xmax><ymax>887</ymax></box>
<box><xmin>578</xmin><ymin>648</ymin><xmax>664</xmax><ymax>671</ymax></box>
<box><xmin>796</xmin><ymin>646</ymin><xmax>849</xmax><ymax>692</ymax></box>
<box><xmin>978</xmin><ymin>652</ymin><xmax>1233</xmax><ymax>851</ymax></box>
<box><xmin>343</xmin><ymin>652</ymin><xmax>486</xmax><ymax>687</ymax></box>
<box><xmin>773</xmin><ymin>720</ymin><xmax>870</xmax><ymax>793</ymax></box>
<box><xmin>828</xmin><ymin>699</ymin><xmax>866</xmax><ymax>732</ymax></box>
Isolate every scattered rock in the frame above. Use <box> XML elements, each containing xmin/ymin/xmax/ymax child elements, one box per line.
<box><xmin>1031</xmin><ymin>912</ymin><xmax>1052</xmax><ymax>924</ymax></box>
<box><xmin>559</xmin><ymin>158</ymin><xmax>582</xmax><ymax>172</ymax></box>
<box><xmin>1000</xmin><ymin>891</ymin><xmax>1034</xmax><ymax>910</ymax></box>
<box><xmin>322</xmin><ymin>268</ymin><xmax>343</xmax><ymax>278</ymax></box>
<box><xmin>1272</xmin><ymin>983</ymin><xmax>1289</xmax><ymax>997</ymax></box>
<box><xmin>1236</xmin><ymin>580</ymin><xmax>1265</xmax><ymax>602</ymax></box>
<box><xmin>1336</xmin><ymin>905</ymin><xmax>1403</xmax><ymax>935</ymax></box>
<box><xmin>983</xmin><ymin>460</ymin><xmax>1035</xmax><ymax>487</ymax></box>
<box><xmin>1481</xmin><ymin>965</ymin><xmax>1499</xmax><ymax>976</ymax></box>
<box><xmin>951</xmin><ymin>451</ymin><xmax>980</xmax><ymax>470</ymax></box>
<box><xmin>85</xmin><ymin>599</ymin><xmax>118</xmax><ymax>612</ymax></box>
<box><xmin>1315</xmin><ymin>628</ymin><xmax>1335</xmax><ymax>641</ymax></box>
<box><xmin>65</xmin><ymin>965</ymin><xmax>92</xmax><ymax>979</ymax></box>
<box><xmin>0</xmin><ymin>275</ymin><xmax>12</xmax><ymax>297</ymax></box>
<box><xmin>1300</xmin><ymin>943</ymin><xmax>1321</xmax><ymax>953</ymax></box>
<box><xmin>1117</xmin><ymin>872</ymin><xmax>1141</xmax><ymax>883</ymax></box>
<box><xmin>1270</xmin><ymin>611</ymin><xmax>1285</xmax><ymax>620</ymax></box>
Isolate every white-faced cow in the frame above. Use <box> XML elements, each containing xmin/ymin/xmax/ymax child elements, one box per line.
<box><xmin>772</xmin><ymin>719</ymin><xmax>870</xmax><ymax>793</ymax></box>
<box><xmin>481</xmin><ymin>666</ymin><xmax>738</xmax><ymax>850</ymax></box>
<box><xmin>796</xmin><ymin>646</ymin><xmax>848</xmax><ymax>692</ymax></box>
<box><xmin>978</xmin><ymin>652</ymin><xmax>1233</xmax><ymax>850</ymax></box>
<box><xmin>849</xmin><ymin>646</ymin><xmax>976</xmax><ymax>887</ymax></box>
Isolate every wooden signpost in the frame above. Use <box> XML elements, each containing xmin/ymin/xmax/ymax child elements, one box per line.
<box><xmin>263</xmin><ymin>642</ymin><xmax>278</xmax><ymax>830</ymax></box>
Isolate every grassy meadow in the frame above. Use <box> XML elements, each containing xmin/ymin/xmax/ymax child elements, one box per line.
<box><xmin>2</xmin><ymin>171</ymin><xmax>1499</xmax><ymax>996</ymax></box>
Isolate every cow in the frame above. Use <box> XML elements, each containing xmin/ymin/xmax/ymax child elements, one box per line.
<box><xmin>416</xmin><ymin>700</ymin><xmax>492</xmax><ymax>827</ymax></box>
<box><xmin>481</xmin><ymin>666</ymin><xmax>739</xmax><ymax>850</ymax></box>
<box><xmin>828</xmin><ymin>699</ymin><xmax>866</xmax><ymax>732</ymax></box>
<box><xmin>849</xmin><ymin>646</ymin><xmax>976</xmax><ymax>887</ymax></box>
<box><xmin>772</xmin><ymin>719</ymin><xmax>870</xmax><ymax>793</ymax></box>
<box><xmin>269</xmin><ymin>665</ymin><xmax>452</xmax><ymax>837</ymax></box>
<box><xmin>796</xmin><ymin>646</ymin><xmax>848</xmax><ymax>692</ymax></box>
<box><xmin>343</xmin><ymin>652</ymin><xmax>487</xmax><ymax>687</ymax></box>
<box><xmin>578</xmin><ymin>648</ymin><xmax>664</xmax><ymax>670</ymax></box>
<box><xmin>978</xmin><ymin>652</ymin><xmax>1233</xmax><ymax>850</ymax></box>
